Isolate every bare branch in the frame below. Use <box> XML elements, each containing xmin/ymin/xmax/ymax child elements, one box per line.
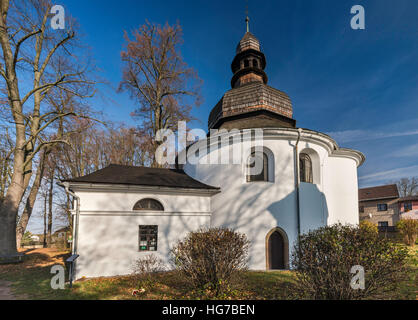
<box><xmin>13</xmin><ymin>28</ymin><xmax>41</xmax><ymax>68</ymax></box>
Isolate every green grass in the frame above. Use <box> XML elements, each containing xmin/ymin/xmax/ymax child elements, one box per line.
<box><xmin>1</xmin><ymin>247</ymin><xmax>416</xmax><ymax>300</ymax></box>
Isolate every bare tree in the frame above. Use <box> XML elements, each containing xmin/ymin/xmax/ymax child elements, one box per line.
<box><xmin>15</xmin><ymin>147</ymin><xmax>48</xmax><ymax>248</ymax></box>
<box><xmin>0</xmin><ymin>128</ymin><xmax>13</xmax><ymax>203</ymax></box>
<box><xmin>395</xmin><ymin>177</ymin><xmax>418</xmax><ymax>197</ymax></box>
<box><xmin>0</xmin><ymin>0</ymin><xmax>96</xmax><ymax>258</ymax></box>
<box><xmin>118</xmin><ymin>21</ymin><xmax>202</xmax><ymax>167</ymax></box>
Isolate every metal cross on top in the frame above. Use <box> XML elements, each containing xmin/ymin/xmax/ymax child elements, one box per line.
<box><xmin>245</xmin><ymin>0</ymin><xmax>250</xmax><ymax>33</ymax></box>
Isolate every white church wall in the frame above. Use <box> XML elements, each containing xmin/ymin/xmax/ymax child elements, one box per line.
<box><xmin>73</xmin><ymin>190</ymin><xmax>212</xmax><ymax>279</ymax></box>
<box><xmin>184</xmin><ymin>137</ymin><xmax>323</xmax><ymax>269</ymax></box>
<box><xmin>323</xmin><ymin>156</ymin><xmax>360</xmax><ymax>226</ymax></box>
<box><xmin>184</xmin><ymin>130</ymin><xmax>362</xmax><ymax>270</ymax></box>
<box><xmin>76</xmin><ymin>191</ymin><xmax>211</xmax><ymax>213</ymax></box>
<box><xmin>75</xmin><ymin>213</ymin><xmax>210</xmax><ymax>279</ymax></box>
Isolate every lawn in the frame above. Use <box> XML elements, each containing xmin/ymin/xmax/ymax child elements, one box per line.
<box><xmin>0</xmin><ymin>247</ymin><xmax>416</xmax><ymax>300</ymax></box>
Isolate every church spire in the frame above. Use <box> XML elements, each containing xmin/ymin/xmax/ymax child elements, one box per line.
<box><xmin>245</xmin><ymin>0</ymin><xmax>250</xmax><ymax>33</ymax></box>
<box><xmin>231</xmin><ymin>14</ymin><xmax>267</xmax><ymax>88</ymax></box>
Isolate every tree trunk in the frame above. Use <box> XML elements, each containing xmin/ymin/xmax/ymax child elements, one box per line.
<box><xmin>0</xmin><ymin>131</ymin><xmax>26</xmax><ymax>257</ymax></box>
<box><xmin>0</xmin><ymin>0</ymin><xmax>28</xmax><ymax>258</ymax></box>
<box><xmin>43</xmin><ymin>192</ymin><xmax>47</xmax><ymax>248</ymax></box>
<box><xmin>16</xmin><ymin>150</ymin><xmax>47</xmax><ymax>248</ymax></box>
<box><xmin>47</xmin><ymin>170</ymin><xmax>54</xmax><ymax>247</ymax></box>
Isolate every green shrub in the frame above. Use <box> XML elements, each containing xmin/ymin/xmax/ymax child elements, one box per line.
<box><xmin>291</xmin><ymin>223</ymin><xmax>408</xmax><ymax>300</ymax></box>
<box><xmin>397</xmin><ymin>219</ymin><xmax>418</xmax><ymax>246</ymax></box>
<box><xmin>171</xmin><ymin>227</ymin><xmax>250</xmax><ymax>297</ymax></box>
<box><xmin>359</xmin><ymin>220</ymin><xmax>378</xmax><ymax>235</ymax></box>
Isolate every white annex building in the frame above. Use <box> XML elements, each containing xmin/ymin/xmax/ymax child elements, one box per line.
<box><xmin>61</xmin><ymin>29</ymin><xmax>365</xmax><ymax>280</ymax></box>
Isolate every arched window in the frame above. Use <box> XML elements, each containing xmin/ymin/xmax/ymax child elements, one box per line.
<box><xmin>252</xmin><ymin>59</ymin><xmax>258</xmax><ymax>68</ymax></box>
<box><xmin>300</xmin><ymin>153</ymin><xmax>313</xmax><ymax>183</ymax></box>
<box><xmin>247</xmin><ymin>152</ymin><xmax>268</xmax><ymax>182</ymax></box>
<box><xmin>244</xmin><ymin>59</ymin><xmax>250</xmax><ymax>68</ymax></box>
<box><xmin>133</xmin><ymin>198</ymin><xmax>164</xmax><ymax>211</ymax></box>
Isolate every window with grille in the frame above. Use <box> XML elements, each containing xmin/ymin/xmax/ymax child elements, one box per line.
<box><xmin>138</xmin><ymin>225</ymin><xmax>158</xmax><ymax>251</ymax></box>
<box><xmin>133</xmin><ymin>198</ymin><xmax>164</xmax><ymax>211</ymax></box>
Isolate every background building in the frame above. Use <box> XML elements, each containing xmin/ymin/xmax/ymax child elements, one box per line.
<box><xmin>358</xmin><ymin>184</ymin><xmax>400</xmax><ymax>230</ymax></box>
<box><xmin>398</xmin><ymin>196</ymin><xmax>418</xmax><ymax>220</ymax></box>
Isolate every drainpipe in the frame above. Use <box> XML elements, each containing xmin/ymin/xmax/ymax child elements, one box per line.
<box><xmin>58</xmin><ymin>182</ymin><xmax>80</xmax><ymax>283</ymax></box>
<box><xmin>295</xmin><ymin>128</ymin><xmax>303</xmax><ymax>238</ymax></box>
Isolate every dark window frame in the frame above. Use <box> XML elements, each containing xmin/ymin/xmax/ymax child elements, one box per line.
<box><xmin>404</xmin><ymin>201</ymin><xmax>412</xmax><ymax>211</ymax></box>
<box><xmin>133</xmin><ymin>198</ymin><xmax>164</xmax><ymax>211</ymax></box>
<box><xmin>247</xmin><ymin>152</ymin><xmax>269</xmax><ymax>182</ymax></box>
<box><xmin>138</xmin><ymin>225</ymin><xmax>158</xmax><ymax>252</ymax></box>
<box><xmin>300</xmin><ymin>153</ymin><xmax>313</xmax><ymax>184</ymax></box>
<box><xmin>378</xmin><ymin>221</ymin><xmax>389</xmax><ymax>227</ymax></box>
<box><xmin>377</xmin><ymin>203</ymin><xmax>388</xmax><ymax>212</ymax></box>
<box><xmin>359</xmin><ymin>205</ymin><xmax>364</xmax><ymax>213</ymax></box>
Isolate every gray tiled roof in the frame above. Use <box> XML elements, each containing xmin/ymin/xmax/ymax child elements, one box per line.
<box><xmin>63</xmin><ymin>164</ymin><xmax>220</xmax><ymax>190</ymax></box>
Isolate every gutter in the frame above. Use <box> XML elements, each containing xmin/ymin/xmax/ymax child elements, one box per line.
<box><xmin>295</xmin><ymin>128</ymin><xmax>303</xmax><ymax>238</ymax></box>
<box><xmin>57</xmin><ymin>181</ymin><xmax>80</xmax><ymax>283</ymax></box>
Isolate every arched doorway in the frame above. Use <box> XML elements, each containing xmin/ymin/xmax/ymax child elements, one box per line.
<box><xmin>266</xmin><ymin>227</ymin><xmax>289</xmax><ymax>270</ymax></box>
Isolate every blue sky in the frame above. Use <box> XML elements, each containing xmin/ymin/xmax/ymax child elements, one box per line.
<box><xmin>62</xmin><ymin>0</ymin><xmax>417</xmax><ymax>189</ymax></box>
<box><xmin>25</xmin><ymin>0</ymin><xmax>418</xmax><ymax>233</ymax></box>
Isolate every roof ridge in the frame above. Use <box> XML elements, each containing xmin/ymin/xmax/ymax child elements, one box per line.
<box><xmin>359</xmin><ymin>183</ymin><xmax>398</xmax><ymax>190</ymax></box>
<box><xmin>107</xmin><ymin>163</ymin><xmax>178</xmax><ymax>171</ymax></box>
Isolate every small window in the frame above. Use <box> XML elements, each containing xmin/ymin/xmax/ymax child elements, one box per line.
<box><xmin>133</xmin><ymin>198</ymin><xmax>164</xmax><ymax>211</ymax></box>
<box><xmin>359</xmin><ymin>206</ymin><xmax>364</xmax><ymax>213</ymax></box>
<box><xmin>300</xmin><ymin>153</ymin><xmax>313</xmax><ymax>183</ymax></box>
<box><xmin>244</xmin><ymin>59</ymin><xmax>250</xmax><ymax>68</ymax></box>
<box><xmin>247</xmin><ymin>152</ymin><xmax>268</xmax><ymax>182</ymax></box>
<box><xmin>404</xmin><ymin>201</ymin><xmax>412</xmax><ymax>212</ymax></box>
<box><xmin>377</xmin><ymin>204</ymin><xmax>388</xmax><ymax>212</ymax></box>
<box><xmin>378</xmin><ymin>221</ymin><xmax>388</xmax><ymax>227</ymax></box>
<box><xmin>138</xmin><ymin>225</ymin><xmax>158</xmax><ymax>251</ymax></box>
<box><xmin>252</xmin><ymin>59</ymin><xmax>258</xmax><ymax>68</ymax></box>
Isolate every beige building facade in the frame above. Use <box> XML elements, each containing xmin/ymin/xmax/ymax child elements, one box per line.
<box><xmin>359</xmin><ymin>184</ymin><xmax>400</xmax><ymax>228</ymax></box>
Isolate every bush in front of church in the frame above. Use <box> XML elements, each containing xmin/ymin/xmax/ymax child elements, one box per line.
<box><xmin>131</xmin><ymin>254</ymin><xmax>166</xmax><ymax>291</ymax></box>
<box><xmin>291</xmin><ymin>223</ymin><xmax>409</xmax><ymax>300</ymax></box>
<box><xmin>171</xmin><ymin>227</ymin><xmax>250</xmax><ymax>296</ymax></box>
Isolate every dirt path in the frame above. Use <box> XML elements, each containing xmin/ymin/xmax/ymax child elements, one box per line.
<box><xmin>0</xmin><ymin>280</ymin><xmax>16</xmax><ymax>300</ymax></box>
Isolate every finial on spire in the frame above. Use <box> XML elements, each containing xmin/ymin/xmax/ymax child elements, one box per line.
<box><xmin>245</xmin><ymin>0</ymin><xmax>250</xmax><ymax>33</ymax></box>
